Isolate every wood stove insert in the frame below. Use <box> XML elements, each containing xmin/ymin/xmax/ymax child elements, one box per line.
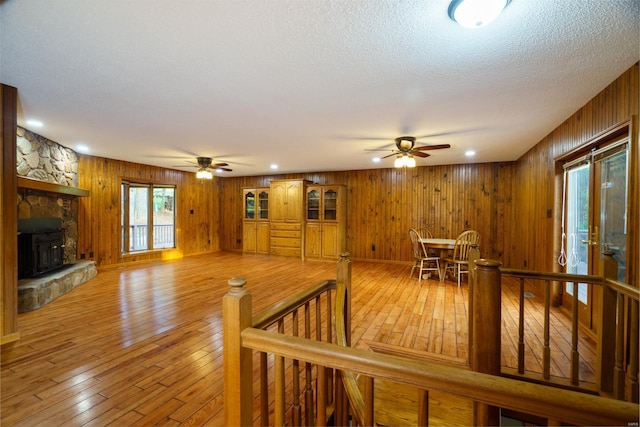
<box><xmin>18</xmin><ymin>217</ymin><xmax>66</xmax><ymax>279</ymax></box>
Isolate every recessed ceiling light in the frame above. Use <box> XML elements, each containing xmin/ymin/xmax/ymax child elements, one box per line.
<box><xmin>270</xmin><ymin>164</ymin><xmax>278</xmax><ymax>170</ymax></box>
<box><xmin>26</xmin><ymin>119</ymin><xmax>43</xmax><ymax>127</ymax></box>
<box><xmin>75</xmin><ymin>144</ymin><xmax>89</xmax><ymax>153</ymax></box>
<box><xmin>372</xmin><ymin>157</ymin><xmax>381</xmax><ymax>163</ymax></box>
<box><xmin>465</xmin><ymin>150</ymin><xmax>476</xmax><ymax>157</ymax></box>
<box><xmin>448</xmin><ymin>0</ymin><xmax>510</xmax><ymax>29</ymax></box>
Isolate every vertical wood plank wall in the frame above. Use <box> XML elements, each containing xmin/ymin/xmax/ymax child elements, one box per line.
<box><xmin>1</xmin><ymin>84</ymin><xmax>19</xmax><ymax>343</ymax></box>
<box><xmin>218</xmin><ymin>163</ymin><xmax>514</xmax><ymax>265</ymax></box>
<box><xmin>512</xmin><ymin>64</ymin><xmax>638</xmax><ymax>283</ymax></box>
<box><xmin>77</xmin><ymin>156</ymin><xmax>221</xmax><ymax>267</ymax></box>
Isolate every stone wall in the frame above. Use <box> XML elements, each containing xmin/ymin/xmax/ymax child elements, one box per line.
<box><xmin>16</xmin><ymin>127</ymin><xmax>79</xmax><ymax>264</ymax></box>
<box><xmin>16</xmin><ymin>127</ymin><xmax>79</xmax><ymax>186</ymax></box>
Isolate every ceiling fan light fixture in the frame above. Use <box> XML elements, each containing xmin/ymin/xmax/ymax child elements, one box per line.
<box><xmin>394</xmin><ymin>154</ymin><xmax>416</xmax><ymax>168</ymax></box>
<box><xmin>448</xmin><ymin>0</ymin><xmax>510</xmax><ymax>29</ymax></box>
<box><xmin>196</xmin><ymin>168</ymin><xmax>213</xmax><ymax>179</ymax></box>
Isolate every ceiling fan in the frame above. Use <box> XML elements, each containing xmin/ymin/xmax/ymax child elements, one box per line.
<box><xmin>372</xmin><ymin>136</ymin><xmax>451</xmax><ymax>167</ymax></box>
<box><xmin>179</xmin><ymin>156</ymin><xmax>232</xmax><ymax>179</ymax></box>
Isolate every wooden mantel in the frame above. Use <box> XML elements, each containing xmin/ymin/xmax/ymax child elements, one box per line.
<box><xmin>18</xmin><ymin>176</ymin><xmax>89</xmax><ymax>197</ymax></box>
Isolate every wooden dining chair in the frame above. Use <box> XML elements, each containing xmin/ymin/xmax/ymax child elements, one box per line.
<box><xmin>408</xmin><ymin>228</ymin><xmax>440</xmax><ymax>281</ymax></box>
<box><xmin>415</xmin><ymin>227</ymin><xmax>439</xmax><ymax>257</ymax></box>
<box><xmin>444</xmin><ymin>230</ymin><xmax>480</xmax><ymax>287</ymax></box>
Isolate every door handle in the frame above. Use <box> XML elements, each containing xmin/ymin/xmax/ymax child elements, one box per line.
<box><xmin>591</xmin><ymin>226</ymin><xmax>599</xmax><ymax>247</ymax></box>
<box><xmin>580</xmin><ymin>226</ymin><xmax>599</xmax><ymax>246</ymax></box>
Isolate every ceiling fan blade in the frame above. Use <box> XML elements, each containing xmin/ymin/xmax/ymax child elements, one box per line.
<box><xmin>171</xmin><ymin>164</ymin><xmax>198</xmax><ymax>168</ymax></box>
<box><xmin>380</xmin><ymin>152</ymin><xmax>398</xmax><ymax>159</ymax></box>
<box><xmin>148</xmin><ymin>155</ymin><xmax>191</xmax><ymax>159</ymax></box>
<box><xmin>214</xmin><ymin>167</ymin><xmax>232</xmax><ymax>172</ymax></box>
<box><xmin>415</xmin><ymin>128</ymin><xmax>478</xmax><ymax>139</ymax></box>
<box><xmin>211</xmin><ymin>162</ymin><xmax>229</xmax><ymax>167</ymax></box>
<box><xmin>414</xmin><ymin>144</ymin><xmax>451</xmax><ymax>151</ymax></box>
<box><xmin>413</xmin><ymin>151</ymin><xmax>431</xmax><ymax>158</ymax></box>
<box><xmin>334</xmin><ymin>135</ymin><xmax>394</xmax><ymax>141</ymax></box>
<box><xmin>174</xmin><ymin>148</ymin><xmax>201</xmax><ymax>157</ymax></box>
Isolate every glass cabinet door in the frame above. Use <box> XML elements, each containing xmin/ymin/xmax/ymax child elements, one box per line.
<box><xmin>244</xmin><ymin>191</ymin><xmax>255</xmax><ymax>219</ymax></box>
<box><xmin>323</xmin><ymin>189</ymin><xmax>337</xmax><ymax>220</ymax></box>
<box><xmin>258</xmin><ymin>191</ymin><xmax>269</xmax><ymax>220</ymax></box>
<box><xmin>307</xmin><ymin>189</ymin><xmax>320</xmax><ymax>220</ymax></box>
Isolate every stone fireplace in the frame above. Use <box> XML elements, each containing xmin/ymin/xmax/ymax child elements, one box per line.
<box><xmin>17</xmin><ymin>189</ymin><xmax>78</xmax><ymax>266</ymax></box>
<box><xmin>16</xmin><ymin>126</ymin><xmax>80</xmax><ymax>264</ymax></box>
<box><xmin>16</xmin><ymin>127</ymin><xmax>96</xmax><ymax>312</ymax></box>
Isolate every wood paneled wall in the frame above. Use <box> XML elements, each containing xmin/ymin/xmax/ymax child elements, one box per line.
<box><xmin>1</xmin><ymin>84</ymin><xmax>19</xmax><ymax>344</ymax></box>
<box><xmin>77</xmin><ymin>156</ymin><xmax>221</xmax><ymax>267</ymax></box>
<box><xmin>511</xmin><ymin>64</ymin><xmax>639</xmax><ymax>283</ymax></box>
<box><xmin>218</xmin><ymin>163</ymin><xmax>514</xmax><ymax>265</ymax></box>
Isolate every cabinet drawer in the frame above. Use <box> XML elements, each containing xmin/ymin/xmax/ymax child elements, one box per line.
<box><xmin>270</xmin><ymin>223</ymin><xmax>301</xmax><ymax>231</ymax></box>
<box><xmin>270</xmin><ymin>229</ymin><xmax>301</xmax><ymax>238</ymax></box>
<box><xmin>270</xmin><ymin>237</ymin><xmax>301</xmax><ymax>248</ymax></box>
<box><xmin>271</xmin><ymin>222</ymin><xmax>302</xmax><ymax>230</ymax></box>
<box><xmin>271</xmin><ymin>246</ymin><xmax>302</xmax><ymax>258</ymax></box>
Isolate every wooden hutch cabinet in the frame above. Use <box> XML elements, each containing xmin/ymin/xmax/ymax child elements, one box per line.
<box><xmin>269</xmin><ymin>179</ymin><xmax>309</xmax><ymax>258</ymax></box>
<box><xmin>305</xmin><ymin>185</ymin><xmax>346</xmax><ymax>260</ymax></box>
<box><xmin>242</xmin><ymin>188</ymin><xmax>270</xmax><ymax>254</ymax></box>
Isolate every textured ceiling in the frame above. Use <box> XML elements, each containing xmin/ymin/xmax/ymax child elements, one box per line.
<box><xmin>1</xmin><ymin>0</ymin><xmax>638</xmax><ymax>177</ymax></box>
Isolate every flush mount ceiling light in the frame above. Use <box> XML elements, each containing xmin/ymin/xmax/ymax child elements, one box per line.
<box><xmin>448</xmin><ymin>0</ymin><xmax>511</xmax><ymax>29</ymax></box>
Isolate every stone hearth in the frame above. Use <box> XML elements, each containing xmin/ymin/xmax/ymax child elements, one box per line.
<box><xmin>18</xmin><ymin>261</ymin><xmax>97</xmax><ymax>313</ymax></box>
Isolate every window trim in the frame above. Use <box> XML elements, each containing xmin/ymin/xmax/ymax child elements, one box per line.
<box><xmin>121</xmin><ymin>179</ymin><xmax>176</xmax><ymax>254</ymax></box>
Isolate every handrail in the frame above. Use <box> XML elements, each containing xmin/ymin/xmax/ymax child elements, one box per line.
<box><xmin>500</xmin><ymin>267</ymin><xmax>605</xmax><ymax>284</ymax></box>
<box><xmin>500</xmin><ymin>267</ymin><xmax>639</xmax><ymax>301</ymax></box>
<box><xmin>252</xmin><ymin>279</ymin><xmax>336</xmax><ymax>329</ymax></box>
<box><xmin>241</xmin><ymin>327</ymin><xmax>638</xmax><ymax>427</ymax></box>
<box><xmin>605</xmin><ymin>277</ymin><xmax>640</xmax><ymax>299</ymax></box>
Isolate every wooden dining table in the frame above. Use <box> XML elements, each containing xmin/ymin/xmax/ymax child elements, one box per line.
<box><xmin>419</xmin><ymin>237</ymin><xmax>456</xmax><ymax>281</ymax></box>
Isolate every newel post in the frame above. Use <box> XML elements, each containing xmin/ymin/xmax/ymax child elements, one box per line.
<box><xmin>597</xmin><ymin>251</ymin><xmax>618</xmax><ymax>395</ymax></box>
<box><xmin>472</xmin><ymin>259</ymin><xmax>502</xmax><ymax>427</ymax></box>
<box><xmin>223</xmin><ymin>277</ymin><xmax>253</xmax><ymax>427</ymax></box>
<box><xmin>335</xmin><ymin>253</ymin><xmax>352</xmax><ymax>427</ymax></box>
<box><xmin>467</xmin><ymin>243</ymin><xmax>480</xmax><ymax>368</ymax></box>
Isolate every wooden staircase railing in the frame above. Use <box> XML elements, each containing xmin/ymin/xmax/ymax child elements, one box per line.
<box><xmin>467</xmin><ymin>248</ymin><xmax>640</xmax><ymax>403</ymax></box>
<box><xmin>224</xmin><ymin>252</ymin><xmax>639</xmax><ymax>426</ymax></box>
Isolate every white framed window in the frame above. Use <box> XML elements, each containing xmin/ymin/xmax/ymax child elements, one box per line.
<box><xmin>121</xmin><ymin>181</ymin><xmax>176</xmax><ymax>253</ymax></box>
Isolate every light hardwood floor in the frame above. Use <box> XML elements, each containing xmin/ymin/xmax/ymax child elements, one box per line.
<box><xmin>1</xmin><ymin>252</ymin><xmax>595</xmax><ymax>426</ymax></box>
